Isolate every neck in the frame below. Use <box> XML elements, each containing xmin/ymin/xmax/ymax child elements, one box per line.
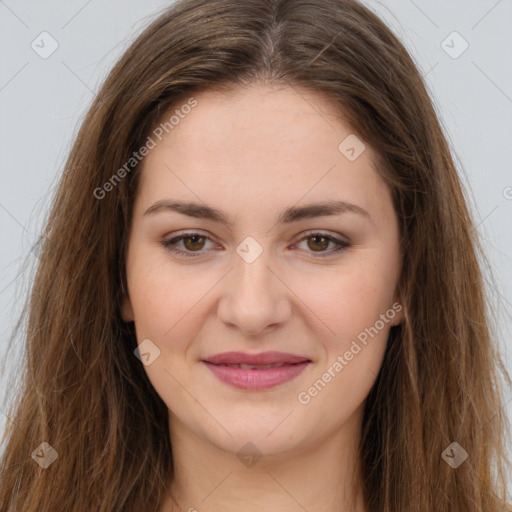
<box><xmin>160</xmin><ymin>407</ymin><xmax>368</xmax><ymax>512</ymax></box>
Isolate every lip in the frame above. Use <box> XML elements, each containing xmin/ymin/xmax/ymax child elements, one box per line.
<box><xmin>202</xmin><ymin>351</ymin><xmax>311</xmax><ymax>391</ymax></box>
<box><xmin>203</xmin><ymin>351</ymin><xmax>310</xmax><ymax>365</ymax></box>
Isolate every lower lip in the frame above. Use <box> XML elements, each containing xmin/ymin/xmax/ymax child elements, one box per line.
<box><xmin>203</xmin><ymin>361</ymin><xmax>311</xmax><ymax>390</ymax></box>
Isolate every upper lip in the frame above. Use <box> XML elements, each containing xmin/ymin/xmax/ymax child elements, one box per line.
<box><xmin>203</xmin><ymin>351</ymin><xmax>310</xmax><ymax>365</ymax></box>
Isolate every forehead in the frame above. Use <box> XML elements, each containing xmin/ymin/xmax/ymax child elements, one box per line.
<box><xmin>136</xmin><ymin>84</ymin><xmax>389</xmax><ymax>219</ymax></box>
<box><xmin>156</xmin><ymin>84</ymin><xmax>357</xmax><ymax>161</ymax></box>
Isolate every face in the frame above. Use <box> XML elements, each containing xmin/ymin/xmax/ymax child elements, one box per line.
<box><xmin>122</xmin><ymin>84</ymin><xmax>404</xmax><ymax>457</ymax></box>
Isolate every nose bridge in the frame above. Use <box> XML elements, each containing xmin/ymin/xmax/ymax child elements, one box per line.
<box><xmin>234</xmin><ymin>248</ymin><xmax>274</xmax><ymax>299</ymax></box>
<box><xmin>233</xmin><ymin>234</ymin><xmax>276</xmax><ymax>294</ymax></box>
<box><xmin>217</xmin><ymin>241</ymin><xmax>291</xmax><ymax>335</ymax></box>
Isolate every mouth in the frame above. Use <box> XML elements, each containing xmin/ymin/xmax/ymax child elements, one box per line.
<box><xmin>208</xmin><ymin>362</ymin><xmax>306</xmax><ymax>370</ymax></box>
<box><xmin>201</xmin><ymin>352</ymin><xmax>312</xmax><ymax>390</ymax></box>
<box><xmin>203</xmin><ymin>351</ymin><xmax>310</xmax><ymax>366</ymax></box>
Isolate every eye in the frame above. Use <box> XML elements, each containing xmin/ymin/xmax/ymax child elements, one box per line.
<box><xmin>291</xmin><ymin>231</ymin><xmax>350</xmax><ymax>258</ymax></box>
<box><xmin>161</xmin><ymin>231</ymin><xmax>217</xmax><ymax>258</ymax></box>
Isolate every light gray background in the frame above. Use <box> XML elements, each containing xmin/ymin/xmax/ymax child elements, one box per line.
<box><xmin>1</xmin><ymin>0</ymin><xmax>511</xmax><ymax>492</ymax></box>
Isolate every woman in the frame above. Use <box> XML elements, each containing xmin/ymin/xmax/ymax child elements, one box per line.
<box><xmin>0</xmin><ymin>0</ymin><xmax>510</xmax><ymax>510</ymax></box>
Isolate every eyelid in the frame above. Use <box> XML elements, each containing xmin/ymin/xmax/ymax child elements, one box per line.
<box><xmin>290</xmin><ymin>229</ymin><xmax>350</xmax><ymax>246</ymax></box>
<box><xmin>164</xmin><ymin>228</ymin><xmax>214</xmax><ymax>241</ymax></box>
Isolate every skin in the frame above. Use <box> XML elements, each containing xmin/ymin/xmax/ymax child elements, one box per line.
<box><xmin>121</xmin><ymin>84</ymin><xmax>404</xmax><ymax>512</ymax></box>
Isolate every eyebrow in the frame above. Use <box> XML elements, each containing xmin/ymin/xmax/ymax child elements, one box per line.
<box><xmin>144</xmin><ymin>199</ymin><xmax>371</xmax><ymax>225</ymax></box>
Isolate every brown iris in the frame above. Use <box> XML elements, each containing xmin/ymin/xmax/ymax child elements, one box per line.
<box><xmin>183</xmin><ymin>235</ymin><xmax>206</xmax><ymax>251</ymax></box>
<box><xmin>306</xmin><ymin>235</ymin><xmax>329</xmax><ymax>252</ymax></box>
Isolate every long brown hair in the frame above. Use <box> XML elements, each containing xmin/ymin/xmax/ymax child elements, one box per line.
<box><xmin>1</xmin><ymin>0</ymin><xmax>510</xmax><ymax>510</ymax></box>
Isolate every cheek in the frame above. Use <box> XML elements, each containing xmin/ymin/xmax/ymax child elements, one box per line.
<box><xmin>294</xmin><ymin>256</ymin><xmax>397</xmax><ymax>345</ymax></box>
<box><xmin>127</xmin><ymin>247</ymin><xmax>207</xmax><ymax>337</ymax></box>
<box><xmin>126</xmin><ymin>257</ymin><xmax>209</xmax><ymax>413</ymax></box>
<box><xmin>294</xmin><ymin>264</ymin><xmax>394</xmax><ymax>425</ymax></box>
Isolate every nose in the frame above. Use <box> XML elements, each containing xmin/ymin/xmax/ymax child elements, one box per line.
<box><xmin>216</xmin><ymin>249</ymin><xmax>292</xmax><ymax>337</ymax></box>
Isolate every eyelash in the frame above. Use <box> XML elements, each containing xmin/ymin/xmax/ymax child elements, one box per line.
<box><xmin>161</xmin><ymin>231</ymin><xmax>350</xmax><ymax>259</ymax></box>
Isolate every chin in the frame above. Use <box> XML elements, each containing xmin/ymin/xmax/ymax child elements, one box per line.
<box><xmin>199</xmin><ymin>420</ymin><xmax>309</xmax><ymax>460</ymax></box>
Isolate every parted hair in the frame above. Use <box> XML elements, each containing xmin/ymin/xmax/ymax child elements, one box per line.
<box><xmin>1</xmin><ymin>0</ymin><xmax>511</xmax><ymax>510</ymax></box>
